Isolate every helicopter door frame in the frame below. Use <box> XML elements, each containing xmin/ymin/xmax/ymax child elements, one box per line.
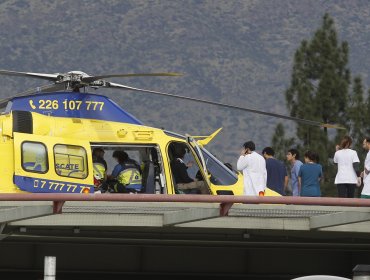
<box><xmin>13</xmin><ymin>132</ymin><xmax>94</xmax><ymax>193</ymax></box>
<box><xmin>186</xmin><ymin>135</ymin><xmax>212</xmax><ymax>191</ymax></box>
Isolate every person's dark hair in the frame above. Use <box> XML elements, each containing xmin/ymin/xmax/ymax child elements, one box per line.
<box><xmin>112</xmin><ymin>150</ymin><xmax>128</xmax><ymax>163</ymax></box>
<box><xmin>243</xmin><ymin>141</ymin><xmax>255</xmax><ymax>151</ymax></box>
<box><xmin>339</xmin><ymin>135</ymin><xmax>352</xmax><ymax>149</ymax></box>
<box><xmin>365</xmin><ymin>137</ymin><xmax>370</xmax><ymax>143</ymax></box>
<box><xmin>92</xmin><ymin>147</ymin><xmax>104</xmax><ymax>155</ymax></box>
<box><xmin>304</xmin><ymin>150</ymin><xmax>318</xmax><ymax>162</ymax></box>
<box><xmin>288</xmin><ymin>148</ymin><xmax>300</xmax><ymax>160</ymax></box>
<box><xmin>262</xmin><ymin>147</ymin><xmax>274</xmax><ymax>156</ymax></box>
<box><xmin>174</xmin><ymin>146</ymin><xmax>187</xmax><ymax>158</ymax></box>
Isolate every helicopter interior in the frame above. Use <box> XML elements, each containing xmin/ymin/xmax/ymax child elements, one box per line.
<box><xmin>167</xmin><ymin>141</ymin><xmax>244</xmax><ymax>194</ymax></box>
<box><xmin>90</xmin><ymin>141</ymin><xmax>212</xmax><ymax>195</ymax></box>
<box><xmin>91</xmin><ymin>144</ymin><xmax>164</xmax><ymax>194</ymax></box>
<box><xmin>167</xmin><ymin>141</ymin><xmax>209</xmax><ymax>194</ymax></box>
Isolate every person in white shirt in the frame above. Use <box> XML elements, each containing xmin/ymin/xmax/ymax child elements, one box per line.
<box><xmin>333</xmin><ymin>135</ymin><xmax>361</xmax><ymax>198</ymax></box>
<box><xmin>361</xmin><ymin>137</ymin><xmax>370</xmax><ymax>198</ymax></box>
<box><xmin>237</xmin><ymin>141</ymin><xmax>267</xmax><ymax>196</ymax></box>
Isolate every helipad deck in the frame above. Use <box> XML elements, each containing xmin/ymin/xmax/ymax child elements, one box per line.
<box><xmin>1</xmin><ymin>197</ymin><xmax>370</xmax><ymax>239</ymax></box>
<box><xmin>0</xmin><ymin>196</ymin><xmax>369</xmax><ymax>279</ymax></box>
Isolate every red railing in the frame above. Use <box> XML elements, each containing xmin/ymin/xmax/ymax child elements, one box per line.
<box><xmin>0</xmin><ymin>194</ymin><xmax>369</xmax><ymax>215</ymax></box>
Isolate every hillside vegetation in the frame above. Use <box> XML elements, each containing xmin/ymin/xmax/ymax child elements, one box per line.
<box><xmin>0</xmin><ymin>0</ymin><xmax>369</xmax><ymax>164</ymax></box>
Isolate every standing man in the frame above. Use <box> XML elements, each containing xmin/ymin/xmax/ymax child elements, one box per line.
<box><xmin>262</xmin><ymin>147</ymin><xmax>288</xmax><ymax>196</ymax></box>
<box><xmin>286</xmin><ymin>148</ymin><xmax>303</xmax><ymax>196</ymax></box>
<box><xmin>361</xmin><ymin>137</ymin><xmax>370</xmax><ymax>198</ymax></box>
<box><xmin>237</xmin><ymin>141</ymin><xmax>267</xmax><ymax>196</ymax></box>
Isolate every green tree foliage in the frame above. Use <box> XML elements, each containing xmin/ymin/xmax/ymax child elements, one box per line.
<box><xmin>348</xmin><ymin>76</ymin><xmax>367</xmax><ymax>162</ymax></box>
<box><xmin>281</xmin><ymin>13</ymin><xmax>351</xmax><ymax>196</ymax></box>
<box><xmin>367</xmin><ymin>89</ymin><xmax>370</xmax><ymax>136</ymax></box>
<box><xmin>271</xmin><ymin>123</ymin><xmax>294</xmax><ymax>161</ymax></box>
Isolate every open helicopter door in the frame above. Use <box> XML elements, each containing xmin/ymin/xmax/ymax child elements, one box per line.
<box><xmin>186</xmin><ymin>135</ymin><xmax>212</xmax><ymax>194</ymax></box>
<box><xmin>13</xmin><ymin>132</ymin><xmax>94</xmax><ymax>193</ymax></box>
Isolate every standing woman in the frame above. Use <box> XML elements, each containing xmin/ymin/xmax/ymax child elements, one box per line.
<box><xmin>298</xmin><ymin>151</ymin><xmax>322</xmax><ymax>197</ymax></box>
<box><xmin>333</xmin><ymin>135</ymin><xmax>361</xmax><ymax>198</ymax></box>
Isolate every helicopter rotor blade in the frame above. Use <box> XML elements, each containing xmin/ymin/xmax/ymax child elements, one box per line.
<box><xmin>0</xmin><ymin>83</ymin><xmax>64</xmax><ymax>109</ymax></box>
<box><xmin>0</xmin><ymin>68</ymin><xmax>344</xmax><ymax>129</ymax></box>
<box><xmin>0</xmin><ymin>70</ymin><xmax>59</xmax><ymax>81</ymax></box>
<box><xmin>82</xmin><ymin>72</ymin><xmax>183</xmax><ymax>83</ymax></box>
<box><xmin>108</xmin><ymin>82</ymin><xmax>345</xmax><ymax>129</ymax></box>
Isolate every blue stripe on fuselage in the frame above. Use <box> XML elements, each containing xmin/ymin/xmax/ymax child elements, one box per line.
<box><xmin>14</xmin><ymin>175</ymin><xmax>94</xmax><ymax>193</ymax></box>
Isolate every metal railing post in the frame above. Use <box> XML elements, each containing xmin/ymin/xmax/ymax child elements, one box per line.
<box><xmin>44</xmin><ymin>256</ymin><xmax>56</xmax><ymax>280</ymax></box>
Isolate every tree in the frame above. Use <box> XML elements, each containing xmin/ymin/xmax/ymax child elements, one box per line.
<box><xmin>271</xmin><ymin>123</ymin><xmax>294</xmax><ymax>161</ymax></box>
<box><xmin>367</xmin><ymin>89</ymin><xmax>370</xmax><ymax>136</ymax></box>
<box><xmin>283</xmin><ymin>13</ymin><xmax>351</xmax><ymax>196</ymax></box>
<box><xmin>348</xmin><ymin>76</ymin><xmax>367</xmax><ymax>162</ymax></box>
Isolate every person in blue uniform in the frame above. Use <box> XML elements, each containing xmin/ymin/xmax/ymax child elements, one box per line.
<box><xmin>106</xmin><ymin>150</ymin><xmax>142</xmax><ymax>193</ymax></box>
<box><xmin>298</xmin><ymin>150</ymin><xmax>322</xmax><ymax>197</ymax></box>
<box><xmin>286</xmin><ymin>148</ymin><xmax>303</xmax><ymax>196</ymax></box>
<box><xmin>262</xmin><ymin>147</ymin><xmax>288</xmax><ymax>195</ymax></box>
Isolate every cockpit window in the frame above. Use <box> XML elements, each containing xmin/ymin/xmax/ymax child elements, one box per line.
<box><xmin>200</xmin><ymin>147</ymin><xmax>238</xmax><ymax>186</ymax></box>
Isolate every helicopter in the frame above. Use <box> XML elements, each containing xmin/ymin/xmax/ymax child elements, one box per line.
<box><xmin>0</xmin><ymin>69</ymin><xmax>343</xmax><ymax>195</ymax></box>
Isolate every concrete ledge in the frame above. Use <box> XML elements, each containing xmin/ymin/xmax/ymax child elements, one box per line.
<box><xmin>310</xmin><ymin>211</ymin><xmax>370</xmax><ymax>229</ymax></box>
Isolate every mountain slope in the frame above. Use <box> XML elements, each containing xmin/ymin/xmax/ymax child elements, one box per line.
<box><xmin>0</xmin><ymin>0</ymin><xmax>369</xmax><ymax>164</ymax></box>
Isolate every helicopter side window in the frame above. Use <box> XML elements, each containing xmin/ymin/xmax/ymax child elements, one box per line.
<box><xmin>54</xmin><ymin>144</ymin><xmax>88</xmax><ymax>179</ymax></box>
<box><xmin>21</xmin><ymin>142</ymin><xmax>48</xmax><ymax>173</ymax></box>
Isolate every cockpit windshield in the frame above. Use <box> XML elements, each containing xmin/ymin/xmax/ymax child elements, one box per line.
<box><xmin>200</xmin><ymin>147</ymin><xmax>238</xmax><ymax>186</ymax></box>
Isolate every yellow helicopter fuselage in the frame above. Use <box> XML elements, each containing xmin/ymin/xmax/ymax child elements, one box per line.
<box><xmin>0</xmin><ymin>91</ymin><xmax>279</xmax><ymax>196</ymax></box>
